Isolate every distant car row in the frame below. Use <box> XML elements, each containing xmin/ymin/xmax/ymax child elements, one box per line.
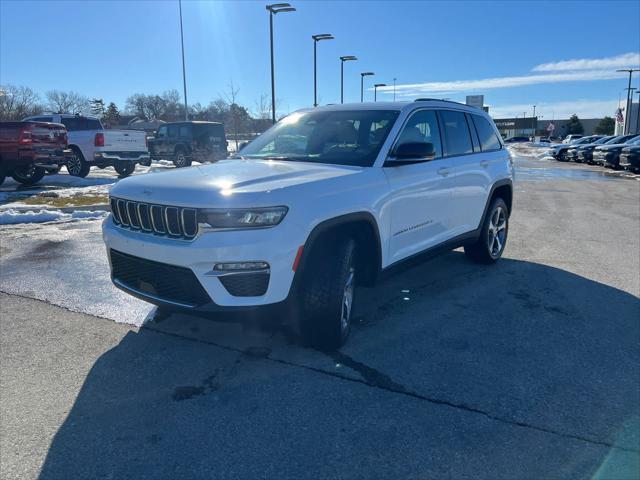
<box><xmin>0</xmin><ymin>115</ymin><xmax>228</xmax><ymax>186</ymax></box>
<box><xmin>549</xmin><ymin>134</ymin><xmax>640</xmax><ymax>171</ymax></box>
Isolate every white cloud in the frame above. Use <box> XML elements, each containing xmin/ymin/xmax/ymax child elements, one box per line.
<box><xmin>488</xmin><ymin>99</ymin><xmax>620</xmax><ymax>120</ymax></box>
<box><xmin>532</xmin><ymin>52</ymin><xmax>640</xmax><ymax>72</ymax></box>
<box><xmin>377</xmin><ymin>70</ymin><xmax>625</xmax><ymax>97</ymax></box>
<box><xmin>376</xmin><ymin>52</ymin><xmax>639</xmax><ymax>98</ymax></box>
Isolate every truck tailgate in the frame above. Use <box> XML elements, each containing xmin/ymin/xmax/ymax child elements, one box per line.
<box><xmin>102</xmin><ymin>130</ymin><xmax>147</xmax><ymax>152</ymax></box>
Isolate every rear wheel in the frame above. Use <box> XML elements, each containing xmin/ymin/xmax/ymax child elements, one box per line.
<box><xmin>173</xmin><ymin>148</ymin><xmax>191</xmax><ymax>168</ymax></box>
<box><xmin>66</xmin><ymin>148</ymin><xmax>90</xmax><ymax>178</ymax></box>
<box><xmin>114</xmin><ymin>161</ymin><xmax>135</xmax><ymax>178</ymax></box>
<box><xmin>12</xmin><ymin>165</ymin><xmax>46</xmax><ymax>186</ymax></box>
<box><xmin>299</xmin><ymin>237</ymin><xmax>356</xmax><ymax>350</ymax></box>
<box><xmin>464</xmin><ymin>198</ymin><xmax>509</xmax><ymax>264</ymax></box>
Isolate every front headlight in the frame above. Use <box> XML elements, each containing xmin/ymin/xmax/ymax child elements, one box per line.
<box><xmin>198</xmin><ymin>206</ymin><xmax>288</xmax><ymax>229</ymax></box>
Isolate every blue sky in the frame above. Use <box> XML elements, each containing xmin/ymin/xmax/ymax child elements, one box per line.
<box><xmin>1</xmin><ymin>0</ymin><xmax>639</xmax><ymax>119</ymax></box>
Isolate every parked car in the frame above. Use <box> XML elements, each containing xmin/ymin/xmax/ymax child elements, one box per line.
<box><xmin>103</xmin><ymin>100</ymin><xmax>513</xmax><ymax>349</ymax></box>
<box><xmin>565</xmin><ymin>135</ymin><xmax>604</xmax><ymax>161</ymax></box>
<box><xmin>23</xmin><ymin>114</ymin><xmax>149</xmax><ymax>178</ymax></box>
<box><xmin>562</xmin><ymin>134</ymin><xmax>583</xmax><ymax>143</ymax></box>
<box><xmin>619</xmin><ymin>141</ymin><xmax>640</xmax><ymax>172</ymax></box>
<box><xmin>503</xmin><ymin>136</ymin><xmax>529</xmax><ymax>143</ymax></box>
<box><xmin>549</xmin><ymin>135</ymin><xmax>599</xmax><ymax>161</ymax></box>
<box><xmin>593</xmin><ymin>135</ymin><xmax>640</xmax><ymax>168</ymax></box>
<box><xmin>147</xmin><ymin>121</ymin><xmax>228</xmax><ymax>168</ymax></box>
<box><xmin>0</xmin><ymin>121</ymin><xmax>70</xmax><ymax>186</ymax></box>
<box><xmin>576</xmin><ymin>135</ymin><xmax>623</xmax><ymax>164</ymax></box>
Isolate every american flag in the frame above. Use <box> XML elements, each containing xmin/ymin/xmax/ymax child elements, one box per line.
<box><xmin>615</xmin><ymin>108</ymin><xmax>624</xmax><ymax>123</ymax></box>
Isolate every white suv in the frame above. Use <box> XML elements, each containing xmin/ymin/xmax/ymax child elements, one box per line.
<box><xmin>103</xmin><ymin>100</ymin><xmax>513</xmax><ymax>349</ymax></box>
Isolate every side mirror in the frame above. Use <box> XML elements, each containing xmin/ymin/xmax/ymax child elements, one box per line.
<box><xmin>385</xmin><ymin>142</ymin><xmax>435</xmax><ymax>166</ymax></box>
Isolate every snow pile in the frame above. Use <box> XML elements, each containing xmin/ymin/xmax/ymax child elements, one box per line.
<box><xmin>0</xmin><ymin>208</ymin><xmax>108</xmax><ymax>225</ymax></box>
<box><xmin>507</xmin><ymin>143</ymin><xmax>552</xmax><ymax>159</ymax></box>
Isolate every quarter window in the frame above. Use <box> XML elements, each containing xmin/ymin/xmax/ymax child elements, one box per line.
<box><xmin>472</xmin><ymin>114</ymin><xmax>502</xmax><ymax>151</ymax></box>
<box><xmin>394</xmin><ymin>109</ymin><xmax>442</xmax><ymax>158</ymax></box>
<box><xmin>439</xmin><ymin>110</ymin><xmax>473</xmax><ymax>156</ymax></box>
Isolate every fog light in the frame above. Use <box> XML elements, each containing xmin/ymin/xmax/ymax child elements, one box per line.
<box><xmin>213</xmin><ymin>262</ymin><xmax>269</xmax><ymax>271</ymax></box>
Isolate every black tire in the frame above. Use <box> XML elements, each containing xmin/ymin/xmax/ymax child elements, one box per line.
<box><xmin>173</xmin><ymin>148</ymin><xmax>192</xmax><ymax>168</ymax></box>
<box><xmin>12</xmin><ymin>166</ymin><xmax>46</xmax><ymax>186</ymax></box>
<box><xmin>66</xmin><ymin>147</ymin><xmax>90</xmax><ymax>178</ymax></box>
<box><xmin>464</xmin><ymin>197</ymin><xmax>509</xmax><ymax>264</ymax></box>
<box><xmin>557</xmin><ymin>151</ymin><xmax>566</xmax><ymax>161</ymax></box>
<box><xmin>47</xmin><ymin>165</ymin><xmax>62</xmax><ymax>175</ymax></box>
<box><xmin>299</xmin><ymin>237</ymin><xmax>356</xmax><ymax>350</ymax></box>
<box><xmin>114</xmin><ymin>161</ymin><xmax>135</xmax><ymax>178</ymax></box>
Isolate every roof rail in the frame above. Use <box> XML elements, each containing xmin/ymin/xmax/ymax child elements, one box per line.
<box><xmin>414</xmin><ymin>98</ymin><xmax>465</xmax><ymax>106</ymax></box>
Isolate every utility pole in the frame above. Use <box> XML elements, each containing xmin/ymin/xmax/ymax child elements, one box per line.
<box><xmin>532</xmin><ymin>105</ymin><xmax>536</xmax><ymax>139</ymax></box>
<box><xmin>178</xmin><ymin>0</ymin><xmax>188</xmax><ymax>120</ymax></box>
<box><xmin>617</xmin><ymin>68</ymin><xmax>639</xmax><ymax>134</ymax></box>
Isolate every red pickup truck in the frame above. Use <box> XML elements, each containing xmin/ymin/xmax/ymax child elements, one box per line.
<box><xmin>0</xmin><ymin>121</ymin><xmax>70</xmax><ymax>186</ymax></box>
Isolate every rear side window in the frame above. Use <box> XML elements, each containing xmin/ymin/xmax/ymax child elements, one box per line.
<box><xmin>195</xmin><ymin>124</ymin><xmax>225</xmax><ymax>139</ymax></box>
<box><xmin>439</xmin><ymin>110</ymin><xmax>473</xmax><ymax>156</ymax></box>
<box><xmin>168</xmin><ymin>125</ymin><xmax>178</xmax><ymax>138</ymax></box>
<box><xmin>31</xmin><ymin>116</ymin><xmax>53</xmax><ymax>122</ymax></box>
<box><xmin>472</xmin><ymin>115</ymin><xmax>502</xmax><ymax>151</ymax></box>
<box><xmin>61</xmin><ymin>117</ymin><xmax>102</xmax><ymax>131</ymax></box>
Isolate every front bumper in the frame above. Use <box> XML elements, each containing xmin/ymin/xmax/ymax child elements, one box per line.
<box><xmin>620</xmin><ymin>153</ymin><xmax>640</xmax><ymax>168</ymax></box>
<box><xmin>102</xmin><ymin>215</ymin><xmax>303</xmax><ymax>309</ymax></box>
<box><xmin>577</xmin><ymin>150</ymin><xmax>593</xmax><ymax>162</ymax></box>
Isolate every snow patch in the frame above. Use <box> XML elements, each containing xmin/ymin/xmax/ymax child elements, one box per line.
<box><xmin>0</xmin><ymin>208</ymin><xmax>108</xmax><ymax>225</ymax></box>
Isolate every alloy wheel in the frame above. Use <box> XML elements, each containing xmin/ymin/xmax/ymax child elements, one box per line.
<box><xmin>341</xmin><ymin>266</ymin><xmax>355</xmax><ymax>334</ymax></box>
<box><xmin>67</xmin><ymin>155</ymin><xmax>81</xmax><ymax>175</ymax></box>
<box><xmin>487</xmin><ymin>206</ymin><xmax>507</xmax><ymax>259</ymax></box>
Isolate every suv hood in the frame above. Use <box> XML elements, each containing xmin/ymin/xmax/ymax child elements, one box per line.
<box><xmin>110</xmin><ymin>159</ymin><xmax>363</xmax><ymax>207</ymax></box>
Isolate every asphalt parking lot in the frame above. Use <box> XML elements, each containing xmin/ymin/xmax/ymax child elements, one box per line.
<box><xmin>1</xmin><ymin>152</ymin><xmax>639</xmax><ymax>479</ymax></box>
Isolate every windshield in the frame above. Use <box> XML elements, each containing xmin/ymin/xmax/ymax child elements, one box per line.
<box><xmin>236</xmin><ymin>110</ymin><xmax>400</xmax><ymax>167</ymax></box>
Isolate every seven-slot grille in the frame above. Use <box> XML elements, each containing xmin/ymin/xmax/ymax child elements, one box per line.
<box><xmin>110</xmin><ymin>197</ymin><xmax>198</xmax><ymax>240</ymax></box>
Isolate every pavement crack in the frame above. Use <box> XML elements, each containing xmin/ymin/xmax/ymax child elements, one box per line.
<box><xmin>144</xmin><ymin>325</ymin><xmax>639</xmax><ymax>455</ymax></box>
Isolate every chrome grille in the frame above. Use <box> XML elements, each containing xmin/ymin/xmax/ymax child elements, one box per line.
<box><xmin>110</xmin><ymin>197</ymin><xmax>198</xmax><ymax>240</ymax></box>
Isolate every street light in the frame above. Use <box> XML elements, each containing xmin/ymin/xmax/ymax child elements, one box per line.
<box><xmin>339</xmin><ymin>56</ymin><xmax>357</xmax><ymax>104</ymax></box>
<box><xmin>360</xmin><ymin>72</ymin><xmax>374</xmax><ymax>102</ymax></box>
<box><xmin>616</xmin><ymin>68</ymin><xmax>640</xmax><ymax>134</ymax></box>
<box><xmin>636</xmin><ymin>90</ymin><xmax>640</xmax><ymax>134</ymax></box>
<box><xmin>374</xmin><ymin>83</ymin><xmax>386</xmax><ymax>102</ymax></box>
<box><xmin>532</xmin><ymin>105</ymin><xmax>537</xmax><ymax>139</ymax></box>
<box><xmin>178</xmin><ymin>0</ymin><xmax>188</xmax><ymax>120</ymax></box>
<box><xmin>312</xmin><ymin>34</ymin><xmax>334</xmax><ymax>107</ymax></box>
<box><xmin>266</xmin><ymin>3</ymin><xmax>296</xmax><ymax>124</ymax></box>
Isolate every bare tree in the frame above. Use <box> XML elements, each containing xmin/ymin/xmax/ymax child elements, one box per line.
<box><xmin>0</xmin><ymin>84</ymin><xmax>44</xmax><ymax>120</ymax></box>
<box><xmin>224</xmin><ymin>80</ymin><xmax>242</xmax><ymax>150</ymax></box>
<box><xmin>46</xmin><ymin>90</ymin><xmax>90</xmax><ymax>114</ymax></box>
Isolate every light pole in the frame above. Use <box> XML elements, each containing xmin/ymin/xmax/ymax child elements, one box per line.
<box><xmin>312</xmin><ymin>34</ymin><xmax>334</xmax><ymax>107</ymax></box>
<box><xmin>532</xmin><ymin>105</ymin><xmax>536</xmax><ymax>139</ymax></box>
<box><xmin>178</xmin><ymin>0</ymin><xmax>188</xmax><ymax>120</ymax></box>
<box><xmin>636</xmin><ymin>90</ymin><xmax>640</xmax><ymax>134</ymax></box>
<box><xmin>617</xmin><ymin>68</ymin><xmax>640</xmax><ymax>134</ymax></box>
<box><xmin>340</xmin><ymin>56</ymin><xmax>357</xmax><ymax>104</ymax></box>
<box><xmin>374</xmin><ymin>83</ymin><xmax>386</xmax><ymax>102</ymax></box>
<box><xmin>393</xmin><ymin>77</ymin><xmax>397</xmax><ymax>101</ymax></box>
<box><xmin>267</xmin><ymin>3</ymin><xmax>296</xmax><ymax>124</ymax></box>
<box><xmin>360</xmin><ymin>72</ymin><xmax>374</xmax><ymax>102</ymax></box>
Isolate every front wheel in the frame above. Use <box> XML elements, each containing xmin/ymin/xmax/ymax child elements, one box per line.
<box><xmin>114</xmin><ymin>162</ymin><xmax>135</xmax><ymax>178</ymax></box>
<box><xmin>464</xmin><ymin>198</ymin><xmax>509</xmax><ymax>264</ymax></box>
<box><xmin>12</xmin><ymin>166</ymin><xmax>46</xmax><ymax>186</ymax></box>
<box><xmin>299</xmin><ymin>237</ymin><xmax>356</xmax><ymax>350</ymax></box>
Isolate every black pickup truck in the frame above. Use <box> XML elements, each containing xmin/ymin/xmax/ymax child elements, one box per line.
<box><xmin>148</xmin><ymin>121</ymin><xmax>228</xmax><ymax>168</ymax></box>
<box><xmin>0</xmin><ymin>121</ymin><xmax>70</xmax><ymax>186</ymax></box>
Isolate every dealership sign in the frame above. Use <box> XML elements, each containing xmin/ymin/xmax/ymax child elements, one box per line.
<box><xmin>466</xmin><ymin>95</ymin><xmax>484</xmax><ymax>109</ymax></box>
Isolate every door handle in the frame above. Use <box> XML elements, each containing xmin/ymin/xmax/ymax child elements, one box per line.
<box><xmin>480</xmin><ymin>160</ymin><xmax>489</xmax><ymax>168</ymax></box>
<box><xmin>437</xmin><ymin>167</ymin><xmax>449</xmax><ymax>177</ymax></box>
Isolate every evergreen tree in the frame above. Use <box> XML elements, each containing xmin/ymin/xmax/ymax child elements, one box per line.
<box><xmin>103</xmin><ymin>102</ymin><xmax>120</xmax><ymax>126</ymax></box>
<box><xmin>566</xmin><ymin>114</ymin><xmax>584</xmax><ymax>134</ymax></box>
<box><xmin>90</xmin><ymin>98</ymin><xmax>105</xmax><ymax>117</ymax></box>
<box><xmin>594</xmin><ymin>116</ymin><xmax>615</xmax><ymax>135</ymax></box>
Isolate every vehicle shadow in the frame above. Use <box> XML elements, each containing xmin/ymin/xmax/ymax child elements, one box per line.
<box><xmin>38</xmin><ymin>253</ymin><xmax>640</xmax><ymax>479</ymax></box>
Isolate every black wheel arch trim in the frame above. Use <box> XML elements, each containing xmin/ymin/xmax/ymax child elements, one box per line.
<box><xmin>479</xmin><ymin>178</ymin><xmax>513</xmax><ymax>227</ymax></box>
<box><xmin>291</xmin><ymin>212</ymin><xmax>383</xmax><ymax>291</ymax></box>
